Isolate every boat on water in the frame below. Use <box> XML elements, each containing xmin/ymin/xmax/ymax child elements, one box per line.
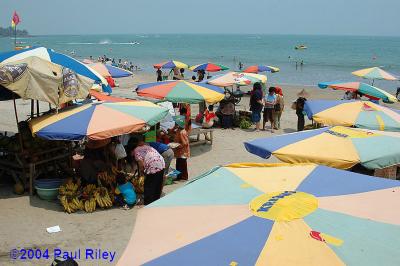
<box><xmin>295</xmin><ymin>45</ymin><xmax>307</xmax><ymax>50</ymax></box>
<box><xmin>15</xmin><ymin>45</ymin><xmax>31</xmax><ymax>50</ymax></box>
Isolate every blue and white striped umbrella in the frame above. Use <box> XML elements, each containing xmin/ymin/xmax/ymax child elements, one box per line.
<box><xmin>0</xmin><ymin>47</ymin><xmax>112</xmax><ymax>94</ymax></box>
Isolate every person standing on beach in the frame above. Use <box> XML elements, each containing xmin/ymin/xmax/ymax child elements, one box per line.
<box><xmin>294</xmin><ymin>90</ymin><xmax>308</xmax><ymax>131</ymax></box>
<box><xmin>238</xmin><ymin>61</ymin><xmax>243</xmax><ymax>70</ymax></box>
<box><xmin>220</xmin><ymin>95</ymin><xmax>235</xmax><ymax>130</ymax></box>
<box><xmin>250</xmin><ymin>82</ymin><xmax>264</xmax><ymax>131</ymax></box>
<box><xmin>273</xmin><ymin>87</ymin><xmax>284</xmax><ymax>130</ymax></box>
<box><xmin>156</xmin><ymin>68</ymin><xmax>162</xmax><ymax>82</ymax></box>
<box><xmin>396</xmin><ymin>87</ymin><xmax>400</xmax><ymax>101</ymax></box>
<box><xmin>263</xmin><ymin>87</ymin><xmax>277</xmax><ymax>132</ymax></box>
<box><xmin>173</xmin><ymin>116</ymin><xmax>190</xmax><ymax>181</ymax></box>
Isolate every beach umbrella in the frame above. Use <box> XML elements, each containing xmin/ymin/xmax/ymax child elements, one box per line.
<box><xmin>0</xmin><ymin>56</ymin><xmax>92</xmax><ymax>106</ymax></box>
<box><xmin>244</xmin><ymin>126</ymin><xmax>400</xmax><ymax>170</ymax></box>
<box><xmin>153</xmin><ymin>60</ymin><xmax>188</xmax><ymax>69</ymax></box>
<box><xmin>89</xmin><ymin>90</ymin><xmax>135</xmax><ymax>102</ymax></box>
<box><xmin>189</xmin><ymin>62</ymin><xmax>229</xmax><ymax>72</ymax></box>
<box><xmin>30</xmin><ymin>101</ymin><xmax>168</xmax><ymax>140</ymax></box>
<box><xmin>136</xmin><ymin>80</ymin><xmax>225</xmax><ymax>104</ymax></box>
<box><xmin>304</xmin><ymin>100</ymin><xmax>400</xmax><ymax>131</ymax></box>
<box><xmin>88</xmin><ymin>63</ymin><xmax>132</xmax><ymax>78</ymax></box>
<box><xmin>117</xmin><ymin>163</ymin><xmax>400</xmax><ymax>266</ymax></box>
<box><xmin>243</xmin><ymin>65</ymin><xmax>280</xmax><ymax>73</ymax></box>
<box><xmin>207</xmin><ymin>72</ymin><xmax>267</xmax><ymax>87</ymax></box>
<box><xmin>352</xmin><ymin>67</ymin><xmax>398</xmax><ymax>85</ymax></box>
<box><xmin>0</xmin><ymin>46</ymin><xmax>112</xmax><ymax>94</ymax></box>
<box><xmin>318</xmin><ymin>81</ymin><xmax>397</xmax><ymax>103</ymax></box>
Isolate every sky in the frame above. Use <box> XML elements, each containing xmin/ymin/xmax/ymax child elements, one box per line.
<box><xmin>1</xmin><ymin>0</ymin><xmax>400</xmax><ymax>36</ymax></box>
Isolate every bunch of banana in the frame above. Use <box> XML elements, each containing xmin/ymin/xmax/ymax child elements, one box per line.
<box><xmin>83</xmin><ymin>197</ymin><xmax>97</xmax><ymax>213</ymax></box>
<box><xmin>60</xmin><ymin>196</ymin><xmax>82</xmax><ymax>214</ymax></box>
<box><xmin>97</xmin><ymin>172</ymin><xmax>115</xmax><ymax>185</ymax></box>
<box><xmin>83</xmin><ymin>184</ymin><xmax>97</xmax><ymax>195</ymax></box>
<box><xmin>59</xmin><ymin>182</ymin><xmax>79</xmax><ymax>198</ymax></box>
<box><xmin>94</xmin><ymin>187</ymin><xmax>113</xmax><ymax>208</ymax></box>
<box><xmin>111</xmin><ymin>166</ymin><xmax>118</xmax><ymax>175</ymax></box>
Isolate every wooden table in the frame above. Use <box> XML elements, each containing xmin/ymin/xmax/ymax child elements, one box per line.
<box><xmin>0</xmin><ymin>146</ymin><xmax>72</xmax><ymax>195</ymax></box>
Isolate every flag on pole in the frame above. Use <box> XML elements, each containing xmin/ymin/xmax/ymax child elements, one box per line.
<box><xmin>11</xmin><ymin>11</ymin><xmax>20</xmax><ymax>28</ymax></box>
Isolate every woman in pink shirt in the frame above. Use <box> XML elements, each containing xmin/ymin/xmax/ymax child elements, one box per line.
<box><xmin>131</xmin><ymin>136</ymin><xmax>165</xmax><ymax>205</ymax></box>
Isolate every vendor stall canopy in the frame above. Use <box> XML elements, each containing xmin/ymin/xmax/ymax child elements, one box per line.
<box><xmin>0</xmin><ymin>56</ymin><xmax>92</xmax><ymax>106</ymax></box>
<box><xmin>0</xmin><ymin>46</ymin><xmax>112</xmax><ymax>94</ymax></box>
<box><xmin>30</xmin><ymin>101</ymin><xmax>168</xmax><ymax>141</ymax></box>
<box><xmin>118</xmin><ymin>163</ymin><xmax>400</xmax><ymax>266</ymax></box>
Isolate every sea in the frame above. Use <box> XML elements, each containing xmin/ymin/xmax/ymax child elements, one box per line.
<box><xmin>0</xmin><ymin>34</ymin><xmax>399</xmax><ymax>92</ymax></box>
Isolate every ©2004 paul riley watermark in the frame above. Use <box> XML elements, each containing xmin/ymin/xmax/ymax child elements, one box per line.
<box><xmin>9</xmin><ymin>247</ymin><xmax>116</xmax><ymax>263</ymax></box>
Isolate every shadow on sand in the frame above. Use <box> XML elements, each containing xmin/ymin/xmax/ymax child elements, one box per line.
<box><xmin>190</xmin><ymin>144</ymin><xmax>212</xmax><ymax>157</ymax></box>
<box><xmin>283</xmin><ymin>128</ymin><xmax>297</xmax><ymax>133</ymax></box>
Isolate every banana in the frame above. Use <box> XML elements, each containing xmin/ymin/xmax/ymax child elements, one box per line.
<box><xmin>84</xmin><ymin>200</ymin><xmax>90</xmax><ymax>213</ymax></box>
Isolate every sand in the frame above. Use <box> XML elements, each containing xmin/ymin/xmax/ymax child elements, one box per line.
<box><xmin>0</xmin><ymin>72</ymin><xmax>395</xmax><ymax>265</ymax></box>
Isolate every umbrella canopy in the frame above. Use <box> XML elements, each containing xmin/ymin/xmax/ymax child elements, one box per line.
<box><xmin>0</xmin><ymin>57</ymin><xmax>92</xmax><ymax>106</ymax></box>
<box><xmin>189</xmin><ymin>62</ymin><xmax>229</xmax><ymax>72</ymax></box>
<box><xmin>136</xmin><ymin>80</ymin><xmax>225</xmax><ymax>104</ymax></box>
<box><xmin>244</xmin><ymin>126</ymin><xmax>400</xmax><ymax>170</ymax></box>
<box><xmin>318</xmin><ymin>81</ymin><xmax>397</xmax><ymax>103</ymax></box>
<box><xmin>207</xmin><ymin>72</ymin><xmax>267</xmax><ymax>87</ymax></box>
<box><xmin>88</xmin><ymin>63</ymin><xmax>132</xmax><ymax>78</ymax></box>
<box><xmin>30</xmin><ymin>101</ymin><xmax>168</xmax><ymax>140</ymax></box>
<box><xmin>0</xmin><ymin>46</ymin><xmax>112</xmax><ymax>94</ymax></box>
<box><xmin>243</xmin><ymin>65</ymin><xmax>280</xmax><ymax>73</ymax></box>
<box><xmin>352</xmin><ymin>67</ymin><xmax>398</xmax><ymax>81</ymax></box>
<box><xmin>118</xmin><ymin>163</ymin><xmax>400</xmax><ymax>266</ymax></box>
<box><xmin>153</xmin><ymin>60</ymin><xmax>188</xmax><ymax>69</ymax></box>
<box><xmin>89</xmin><ymin>90</ymin><xmax>135</xmax><ymax>102</ymax></box>
<box><xmin>304</xmin><ymin>100</ymin><xmax>400</xmax><ymax>131</ymax></box>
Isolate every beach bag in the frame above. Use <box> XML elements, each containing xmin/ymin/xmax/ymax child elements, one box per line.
<box><xmin>291</xmin><ymin>101</ymin><xmax>297</xmax><ymax>110</ymax></box>
<box><xmin>114</xmin><ymin>143</ymin><xmax>127</xmax><ymax>160</ymax></box>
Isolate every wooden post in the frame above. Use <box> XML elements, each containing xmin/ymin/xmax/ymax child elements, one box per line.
<box><xmin>12</xmin><ymin>97</ymin><xmax>24</xmax><ymax>152</ymax></box>
<box><xmin>29</xmin><ymin>163</ymin><xmax>35</xmax><ymax>196</ymax></box>
<box><xmin>30</xmin><ymin>99</ymin><xmax>34</xmax><ymax>118</ymax></box>
<box><xmin>14</xmin><ymin>25</ymin><xmax>17</xmax><ymax>49</ymax></box>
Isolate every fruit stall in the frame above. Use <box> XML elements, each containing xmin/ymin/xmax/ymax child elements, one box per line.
<box><xmin>0</xmin><ymin>123</ymin><xmax>72</xmax><ymax>195</ymax></box>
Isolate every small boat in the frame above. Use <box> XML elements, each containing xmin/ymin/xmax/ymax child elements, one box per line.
<box><xmin>15</xmin><ymin>45</ymin><xmax>31</xmax><ymax>50</ymax></box>
<box><xmin>295</xmin><ymin>45</ymin><xmax>307</xmax><ymax>50</ymax></box>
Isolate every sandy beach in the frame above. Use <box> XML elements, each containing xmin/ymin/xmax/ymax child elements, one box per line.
<box><xmin>0</xmin><ymin>72</ymin><xmax>397</xmax><ymax>265</ymax></box>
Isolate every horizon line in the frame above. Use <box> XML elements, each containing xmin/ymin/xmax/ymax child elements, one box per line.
<box><xmin>11</xmin><ymin>32</ymin><xmax>400</xmax><ymax>38</ymax></box>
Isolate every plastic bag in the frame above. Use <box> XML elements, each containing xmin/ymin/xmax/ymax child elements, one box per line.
<box><xmin>114</xmin><ymin>143</ymin><xmax>127</xmax><ymax>160</ymax></box>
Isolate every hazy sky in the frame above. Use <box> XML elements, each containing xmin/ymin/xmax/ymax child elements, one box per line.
<box><xmin>1</xmin><ymin>0</ymin><xmax>399</xmax><ymax>36</ymax></box>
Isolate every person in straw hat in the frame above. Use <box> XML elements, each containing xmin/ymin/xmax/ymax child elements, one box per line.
<box><xmin>293</xmin><ymin>89</ymin><xmax>309</xmax><ymax>131</ymax></box>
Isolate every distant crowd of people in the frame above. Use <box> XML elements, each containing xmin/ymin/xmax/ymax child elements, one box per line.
<box><xmin>90</xmin><ymin>55</ymin><xmax>140</xmax><ymax>72</ymax></box>
<box><xmin>156</xmin><ymin>67</ymin><xmax>207</xmax><ymax>82</ymax></box>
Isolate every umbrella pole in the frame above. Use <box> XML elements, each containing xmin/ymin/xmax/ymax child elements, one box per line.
<box><xmin>36</xmin><ymin>100</ymin><xmax>39</xmax><ymax>116</ymax></box>
<box><xmin>30</xmin><ymin>100</ymin><xmax>34</xmax><ymax>118</ymax></box>
<box><xmin>12</xmin><ymin>97</ymin><xmax>24</xmax><ymax>152</ymax></box>
<box><xmin>372</xmin><ymin>79</ymin><xmax>375</xmax><ymax>86</ymax></box>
